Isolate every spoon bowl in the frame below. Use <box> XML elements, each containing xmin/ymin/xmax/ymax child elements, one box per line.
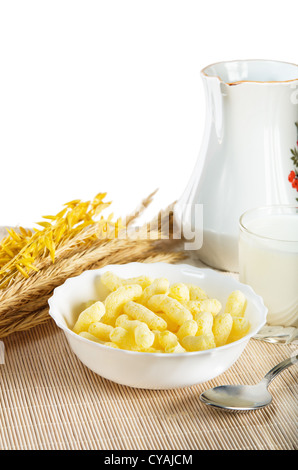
<box><xmin>200</xmin><ymin>382</ymin><xmax>272</xmax><ymax>411</ymax></box>
<box><xmin>200</xmin><ymin>355</ymin><xmax>297</xmax><ymax>412</ymax></box>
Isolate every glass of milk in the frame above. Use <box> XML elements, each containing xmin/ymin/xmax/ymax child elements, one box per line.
<box><xmin>239</xmin><ymin>206</ymin><xmax>298</xmax><ymax>327</ymax></box>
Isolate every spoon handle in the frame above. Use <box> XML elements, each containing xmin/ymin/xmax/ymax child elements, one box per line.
<box><xmin>263</xmin><ymin>354</ymin><xmax>298</xmax><ymax>386</ymax></box>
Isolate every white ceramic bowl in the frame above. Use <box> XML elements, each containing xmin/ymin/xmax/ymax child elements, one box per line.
<box><xmin>48</xmin><ymin>262</ymin><xmax>267</xmax><ymax>389</ymax></box>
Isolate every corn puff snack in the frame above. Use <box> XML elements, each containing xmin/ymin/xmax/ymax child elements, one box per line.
<box><xmin>73</xmin><ymin>301</ymin><xmax>105</xmax><ymax>334</ymax></box>
<box><xmin>100</xmin><ymin>271</ymin><xmax>123</xmax><ymax>291</ymax></box>
<box><xmin>71</xmin><ymin>271</ymin><xmax>251</xmax><ymax>353</ymax></box>
<box><xmin>104</xmin><ymin>342</ymin><xmax>120</xmax><ymax>349</ymax></box>
<box><xmin>227</xmin><ymin>317</ymin><xmax>251</xmax><ymax>343</ymax></box>
<box><xmin>123</xmin><ymin>301</ymin><xmax>167</xmax><ymax>331</ymax></box>
<box><xmin>101</xmin><ymin>272</ymin><xmax>154</xmax><ymax>292</ymax></box>
<box><xmin>115</xmin><ymin>314</ymin><xmax>154</xmax><ymax>349</ymax></box>
<box><xmin>182</xmin><ymin>333</ymin><xmax>216</xmax><ymax>352</ymax></box>
<box><xmin>224</xmin><ymin>290</ymin><xmax>247</xmax><ymax>317</ymax></box>
<box><xmin>155</xmin><ymin>312</ymin><xmax>180</xmax><ymax>333</ymax></box>
<box><xmin>168</xmin><ymin>283</ymin><xmax>190</xmax><ymax>302</ymax></box>
<box><xmin>187</xmin><ymin>284</ymin><xmax>208</xmax><ymax>301</ymax></box>
<box><xmin>101</xmin><ymin>284</ymin><xmax>142</xmax><ymax>326</ymax></box>
<box><xmin>110</xmin><ymin>326</ymin><xmax>136</xmax><ymax>350</ymax></box>
<box><xmin>148</xmin><ymin>295</ymin><xmax>192</xmax><ymax>325</ymax></box>
<box><xmin>157</xmin><ymin>330</ymin><xmax>179</xmax><ymax>350</ymax></box>
<box><xmin>194</xmin><ymin>311</ymin><xmax>213</xmax><ymax>336</ymax></box>
<box><xmin>183</xmin><ymin>299</ymin><xmax>222</xmax><ymax>316</ymax></box>
<box><xmin>79</xmin><ymin>331</ymin><xmax>105</xmax><ymax>343</ymax></box>
<box><xmin>177</xmin><ymin>320</ymin><xmax>198</xmax><ymax>341</ymax></box>
<box><xmin>212</xmin><ymin>313</ymin><xmax>233</xmax><ymax>347</ymax></box>
<box><xmin>139</xmin><ymin>278</ymin><xmax>169</xmax><ymax>305</ymax></box>
<box><xmin>123</xmin><ymin>276</ymin><xmax>154</xmax><ymax>290</ymax></box>
<box><xmin>166</xmin><ymin>343</ymin><xmax>186</xmax><ymax>353</ymax></box>
<box><xmin>88</xmin><ymin>322</ymin><xmax>114</xmax><ymax>342</ymax></box>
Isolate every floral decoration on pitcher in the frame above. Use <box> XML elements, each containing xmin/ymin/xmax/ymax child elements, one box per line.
<box><xmin>288</xmin><ymin>122</ymin><xmax>298</xmax><ymax>201</ymax></box>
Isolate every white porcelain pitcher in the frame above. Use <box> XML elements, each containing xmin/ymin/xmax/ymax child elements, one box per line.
<box><xmin>175</xmin><ymin>60</ymin><xmax>298</xmax><ymax>272</ymax></box>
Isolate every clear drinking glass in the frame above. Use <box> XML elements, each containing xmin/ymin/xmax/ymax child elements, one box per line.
<box><xmin>239</xmin><ymin>206</ymin><xmax>298</xmax><ymax>327</ymax></box>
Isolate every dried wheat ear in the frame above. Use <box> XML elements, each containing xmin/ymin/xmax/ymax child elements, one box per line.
<box><xmin>0</xmin><ymin>191</ymin><xmax>184</xmax><ymax>338</ymax></box>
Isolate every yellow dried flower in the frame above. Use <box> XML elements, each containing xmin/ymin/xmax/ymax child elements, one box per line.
<box><xmin>0</xmin><ymin>192</ymin><xmax>118</xmax><ymax>288</ymax></box>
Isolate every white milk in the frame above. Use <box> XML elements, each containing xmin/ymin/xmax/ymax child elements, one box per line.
<box><xmin>239</xmin><ymin>214</ymin><xmax>298</xmax><ymax>326</ymax></box>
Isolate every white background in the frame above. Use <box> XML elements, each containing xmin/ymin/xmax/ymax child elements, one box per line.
<box><xmin>0</xmin><ymin>0</ymin><xmax>297</xmax><ymax>227</ymax></box>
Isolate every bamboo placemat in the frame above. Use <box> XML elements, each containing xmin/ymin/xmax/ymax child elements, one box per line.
<box><xmin>0</xmin><ymin>319</ymin><xmax>297</xmax><ymax>450</ymax></box>
<box><xmin>0</xmin><ymin>227</ymin><xmax>297</xmax><ymax>450</ymax></box>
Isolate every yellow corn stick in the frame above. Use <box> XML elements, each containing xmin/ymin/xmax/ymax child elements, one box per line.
<box><xmin>194</xmin><ymin>311</ymin><xmax>213</xmax><ymax>336</ymax></box>
<box><xmin>110</xmin><ymin>326</ymin><xmax>137</xmax><ymax>350</ymax></box>
<box><xmin>104</xmin><ymin>342</ymin><xmax>120</xmax><ymax>349</ymax></box>
<box><xmin>101</xmin><ymin>271</ymin><xmax>154</xmax><ymax>292</ymax></box>
<box><xmin>157</xmin><ymin>330</ymin><xmax>179</xmax><ymax>351</ymax></box>
<box><xmin>187</xmin><ymin>284</ymin><xmax>208</xmax><ymax>301</ymax></box>
<box><xmin>166</xmin><ymin>343</ymin><xmax>186</xmax><ymax>353</ymax></box>
<box><xmin>155</xmin><ymin>312</ymin><xmax>180</xmax><ymax>333</ymax></box>
<box><xmin>212</xmin><ymin>313</ymin><xmax>233</xmax><ymax>347</ymax></box>
<box><xmin>177</xmin><ymin>320</ymin><xmax>198</xmax><ymax>341</ymax></box>
<box><xmin>123</xmin><ymin>275</ymin><xmax>154</xmax><ymax>290</ymax></box>
<box><xmin>182</xmin><ymin>333</ymin><xmax>216</xmax><ymax>352</ymax></box>
<box><xmin>139</xmin><ymin>277</ymin><xmax>169</xmax><ymax>305</ymax></box>
<box><xmin>228</xmin><ymin>317</ymin><xmax>251</xmax><ymax>343</ymax></box>
<box><xmin>100</xmin><ymin>271</ymin><xmax>123</xmax><ymax>291</ymax></box>
<box><xmin>101</xmin><ymin>284</ymin><xmax>142</xmax><ymax>326</ymax></box>
<box><xmin>168</xmin><ymin>283</ymin><xmax>190</xmax><ymax>302</ymax></box>
<box><xmin>148</xmin><ymin>295</ymin><xmax>192</xmax><ymax>326</ymax></box>
<box><xmin>88</xmin><ymin>322</ymin><xmax>114</xmax><ymax>342</ymax></box>
<box><xmin>225</xmin><ymin>290</ymin><xmax>247</xmax><ymax>317</ymax></box>
<box><xmin>78</xmin><ymin>331</ymin><xmax>104</xmax><ymax>344</ymax></box>
<box><xmin>115</xmin><ymin>314</ymin><xmax>154</xmax><ymax>349</ymax></box>
<box><xmin>73</xmin><ymin>301</ymin><xmax>105</xmax><ymax>334</ymax></box>
<box><xmin>123</xmin><ymin>301</ymin><xmax>167</xmax><ymax>331</ymax></box>
<box><xmin>183</xmin><ymin>299</ymin><xmax>222</xmax><ymax>316</ymax></box>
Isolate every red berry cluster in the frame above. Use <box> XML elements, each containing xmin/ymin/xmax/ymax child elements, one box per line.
<box><xmin>288</xmin><ymin>170</ymin><xmax>298</xmax><ymax>191</ymax></box>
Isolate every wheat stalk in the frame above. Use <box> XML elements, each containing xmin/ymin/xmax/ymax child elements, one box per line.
<box><xmin>0</xmin><ymin>191</ymin><xmax>184</xmax><ymax>338</ymax></box>
<box><xmin>0</xmin><ymin>249</ymin><xmax>184</xmax><ymax>338</ymax></box>
<box><xmin>0</xmin><ymin>237</ymin><xmax>174</xmax><ymax>317</ymax></box>
<box><xmin>0</xmin><ymin>247</ymin><xmax>184</xmax><ymax>326</ymax></box>
<box><xmin>0</xmin><ymin>250</ymin><xmax>184</xmax><ymax>338</ymax></box>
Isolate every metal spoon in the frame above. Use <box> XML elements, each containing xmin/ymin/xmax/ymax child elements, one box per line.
<box><xmin>200</xmin><ymin>354</ymin><xmax>298</xmax><ymax>412</ymax></box>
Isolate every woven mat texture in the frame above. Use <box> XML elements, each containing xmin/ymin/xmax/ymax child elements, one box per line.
<box><xmin>0</xmin><ymin>320</ymin><xmax>297</xmax><ymax>450</ymax></box>
<box><xmin>0</xmin><ymin>227</ymin><xmax>297</xmax><ymax>450</ymax></box>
